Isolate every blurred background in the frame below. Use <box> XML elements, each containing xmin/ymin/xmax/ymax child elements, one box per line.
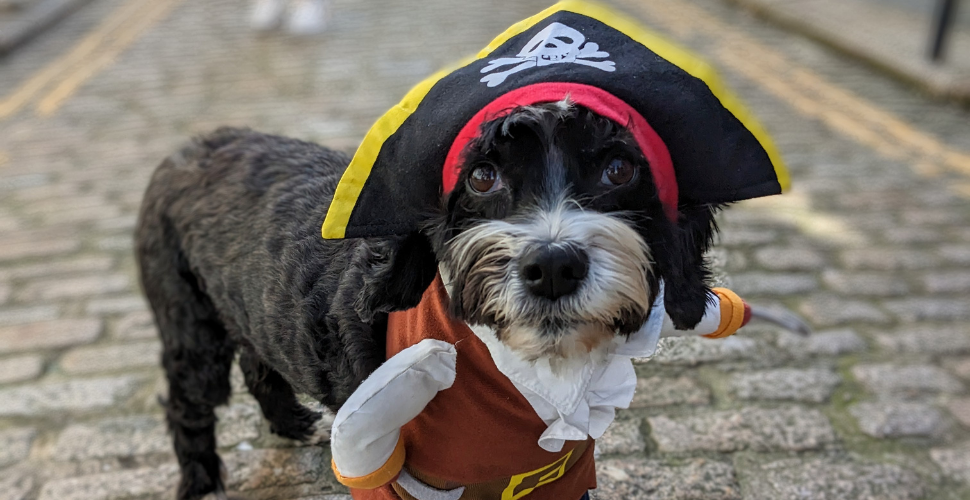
<box><xmin>0</xmin><ymin>0</ymin><xmax>969</xmax><ymax>499</ymax></box>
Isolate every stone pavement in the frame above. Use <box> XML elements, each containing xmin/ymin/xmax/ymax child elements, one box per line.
<box><xmin>0</xmin><ymin>0</ymin><xmax>969</xmax><ymax>498</ymax></box>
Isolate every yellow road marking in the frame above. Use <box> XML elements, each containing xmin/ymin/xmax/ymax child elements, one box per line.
<box><xmin>0</xmin><ymin>151</ymin><xmax>8</xmax><ymax>167</ymax></box>
<box><xmin>615</xmin><ymin>0</ymin><xmax>970</xmax><ymax>179</ymax></box>
<box><xmin>0</xmin><ymin>0</ymin><xmax>150</xmax><ymax>120</ymax></box>
<box><xmin>741</xmin><ymin>189</ymin><xmax>868</xmax><ymax>246</ymax></box>
<box><xmin>35</xmin><ymin>0</ymin><xmax>187</xmax><ymax>116</ymax></box>
<box><xmin>953</xmin><ymin>183</ymin><xmax>970</xmax><ymax>197</ymax></box>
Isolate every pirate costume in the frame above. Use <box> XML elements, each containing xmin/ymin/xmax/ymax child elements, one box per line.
<box><xmin>323</xmin><ymin>1</ymin><xmax>789</xmax><ymax>499</ymax></box>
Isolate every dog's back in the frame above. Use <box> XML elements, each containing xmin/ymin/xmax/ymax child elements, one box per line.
<box><xmin>135</xmin><ymin>128</ymin><xmax>418</xmax><ymax>499</ymax></box>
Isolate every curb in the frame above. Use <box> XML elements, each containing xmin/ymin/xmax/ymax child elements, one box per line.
<box><xmin>723</xmin><ymin>0</ymin><xmax>970</xmax><ymax>105</ymax></box>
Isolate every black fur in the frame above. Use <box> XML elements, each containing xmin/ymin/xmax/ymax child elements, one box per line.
<box><xmin>136</xmin><ymin>128</ymin><xmax>436</xmax><ymax>499</ymax></box>
<box><xmin>137</xmin><ymin>105</ymin><xmax>719</xmax><ymax>498</ymax></box>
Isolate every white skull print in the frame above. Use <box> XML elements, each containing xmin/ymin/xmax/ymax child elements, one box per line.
<box><xmin>480</xmin><ymin>22</ymin><xmax>616</xmax><ymax>87</ymax></box>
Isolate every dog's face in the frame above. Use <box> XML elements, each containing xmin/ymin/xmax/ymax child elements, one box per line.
<box><xmin>427</xmin><ymin>100</ymin><xmax>718</xmax><ymax>360</ymax></box>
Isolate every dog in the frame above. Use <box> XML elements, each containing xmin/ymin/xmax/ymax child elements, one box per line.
<box><xmin>135</xmin><ymin>98</ymin><xmax>724</xmax><ymax>499</ymax></box>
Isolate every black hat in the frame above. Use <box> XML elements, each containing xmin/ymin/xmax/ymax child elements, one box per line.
<box><xmin>322</xmin><ymin>0</ymin><xmax>789</xmax><ymax>239</ymax></box>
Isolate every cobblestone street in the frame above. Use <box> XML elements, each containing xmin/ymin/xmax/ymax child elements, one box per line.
<box><xmin>1</xmin><ymin>0</ymin><xmax>969</xmax><ymax>498</ymax></box>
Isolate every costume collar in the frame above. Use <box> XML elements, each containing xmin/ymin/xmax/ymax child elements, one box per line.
<box><xmin>440</xmin><ymin>266</ymin><xmax>664</xmax><ymax>452</ymax></box>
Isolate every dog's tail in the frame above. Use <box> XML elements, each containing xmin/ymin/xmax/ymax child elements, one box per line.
<box><xmin>165</xmin><ymin>127</ymin><xmax>255</xmax><ymax>169</ymax></box>
<box><xmin>196</xmin><ymin>126</ymin><xmax>255</xmax><ymax>153</ymax></box>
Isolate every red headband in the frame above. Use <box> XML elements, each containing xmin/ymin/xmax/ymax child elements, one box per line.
<box><xmin>442</xmin><ymin>83</ymin><xmax>678</xmax><ymax>222</ymax></box>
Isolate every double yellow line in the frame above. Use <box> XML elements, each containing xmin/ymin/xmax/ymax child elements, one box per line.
<box><xmin>0</xmin><ymin>0</ymin><xmax>186</xmax><ymax>120</ymax></box>
<box><xmin>616</xmin><ymin>0</ymin><xmax>970</xmax><ymax>186</ymax></box>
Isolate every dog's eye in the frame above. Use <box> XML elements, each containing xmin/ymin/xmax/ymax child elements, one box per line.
<box><xmin>601</xmin><ymin>158</ymin><xmax>636</xmax><ymax>186</ymax></box>
<box><xmin>468</xmin><ymin>165</ymin><xmax>503</xmax><ymax>193</ymax></box>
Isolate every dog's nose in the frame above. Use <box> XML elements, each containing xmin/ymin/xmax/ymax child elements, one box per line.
<box><xmin>519</xmin><ymin>245</ymin><xmax>589</xmax><ymax>300</ymax></box>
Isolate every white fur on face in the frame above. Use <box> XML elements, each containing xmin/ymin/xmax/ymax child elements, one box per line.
<box><xmin>444</xmin><ymin>199</ymin><xmax>653</xmax><ymax>360</ymax></box>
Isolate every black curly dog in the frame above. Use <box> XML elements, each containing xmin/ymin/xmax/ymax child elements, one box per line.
<box><xmin>136</xmin><ymin>104</ymin><xmax>720</xmax><ymax>499</ymax></box>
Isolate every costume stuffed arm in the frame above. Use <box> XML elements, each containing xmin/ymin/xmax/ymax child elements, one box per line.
<box><xmin>330</xmin><ymin>288</ymin><xmax>749</xmax><ymax>489</ymax></box>
<box><xmin>330</xmin><ymin>339</ymin><xmax>457</xmax><ymax>489</ymax></box>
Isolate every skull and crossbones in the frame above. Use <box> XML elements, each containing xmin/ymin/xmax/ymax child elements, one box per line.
<box><xmin>480</xmin><ymin>22</ymin><xmax>616</xmax><ymax>87</ymax></box>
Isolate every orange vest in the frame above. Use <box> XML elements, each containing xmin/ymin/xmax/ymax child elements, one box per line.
<box><xmin>351</xmin><ymin>275</ymin><xmax>596</xmax><ymax>500</ymax></box>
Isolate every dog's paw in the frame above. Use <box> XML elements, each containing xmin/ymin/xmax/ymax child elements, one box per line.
<box><xmin>306</xmin><ymin>407</ymin><xmax>336</xmax><ymax>445</ymax></box>
<box><xmin>295</xmin><ymin>402</ymin><xmax>334</xmax><ymax>445</ymax></box>
<box><xmin>665</xmin><ymin>295</ymin><xmax>708</xmax><ymax>331</ymax></box>
<box><xmin>177</xmin><ymin>461</ymin><xmax>225</xmax><ymax>500</ymax></box>
<box><xmin>268</xmin><ymin>406</ymin><xmax>321</xmax><ymax>442</ymax></box>
<box><xmin>201</xmin><ymin>492</ymin><xmax>246</xmax><ymax>500</ymax></box>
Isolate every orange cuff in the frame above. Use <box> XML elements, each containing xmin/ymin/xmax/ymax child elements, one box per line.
<box><xmin>332</xmin><ymin>438</ymin><xmax>406</xmax><ymax>489</ymax></box>
<box><xmin>703</xmin><ymin>288</ymin><xmax>750</xmax><ymax>339</ymax></box>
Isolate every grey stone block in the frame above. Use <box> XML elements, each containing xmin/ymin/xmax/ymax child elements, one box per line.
<box><xmin>112</xmin><ymin>310</ymin><xmax>156</xmax><ymax>340</ymax></box>
<box><xmin>0</xmin><ymin>306</ymin><xmax>59</xmax><ymax>327</ymax></box>
<box><xmin>883</xmin><ymin>227</ymin><xmax>938</xmax><ymax>244</ymax></box>
<box><xmin>223</xmin><ymin>448</ymin><xmax>324</xmax><ymax>491</ymax></box>
<box><xmin>649</xmin><ymin>336</ymin><xmax>769</xmax><ymax>366</ymax></box>
<box><xmin>52</xmin><ymin>416</ymin><xmax>169</xmax><ymax>461</ymax></box>
<box><xmin>739</xmin><ymin>456</ymin><xmax>923</xmax><ymax>500</ymax></box>
<box><xmin>0</xmin><ymin>468</ymin><xmax>34</xmax><ymax>500</ymax></box>
<box><xmin>822</xmin><ymin>270</ymin><xmax>909</xmax><ymax>296</ymax></box>
<box><xmin>849</xmin><ymin>401</ymin><xmax>946</xmax><ymax>438</ymax></box>
<box><xmin>717</xmin><ymin>229</ymin><xmax>778</xmax><ymax>247</ymax></box>
<box><xmin>729</xmin><ymin>272</ymin><xmax>819</xmax><ymax>296</ymax></box>
<box><xmin>798</xmin><ymin>296</ymin><xmax>890</xmax><ymax>327</ymax></box>
<box><xmin>0</xmin><ymin>354</ymin><xmax>44</xmax><ymax>384</ymax></box>
<box><xmin>0</xmin><ymin>256</ymin><xmax>113</xmax><ymax>282</ymax></box>
<box><xmin>930</xmin><ymin>445</ymin><xmax>970</xmax><ymax>484</ymax></box>
<box><xmin>15</xmin><ymin>274</ymin><xmax>129</xmax><ymax>302</ymax></box>
<box><xmin>630</xmin><ymin>375</ymin><xmax>710</xmax><ymax>408</ymax></box>
<box><xmin>840</xmin><ymin>249</ymin><xmax>938</xmax><ymax>271</ymax></box>
<box><xmin>950</xmin><ymin>357</ymin><xmax>970</xmax><ymax>380</ymax></box>
<box><xmin>923</xmin><ymin>272</ymin><xmax>970</xmax><ymax>293</ymax></box>
<box><xmin>0</xmin><ymin>428</ymin><xmax>36</xmax><ymax>468</ymax></box>
<box><xmin>882</xmin><ymin>298</ymin><xmax>970</xmax><ymax>322</ymax></box>
<box><xmin>0</xmin><ymin>375</ymin><xmax>143</xmax><ymax>416</ymax></box>
<box><xmin>730</xmin><ymin>368</ymin><xmax>842</xmax><ymax>403</ymax></box>
<box><xmin>648</xmin><ymin>407</ymin><xmax>836</xmax><ymax>452</ymax></box>
<box><xmin>852</xmin><ymin>364</ymin><xmax>965</xmax><ymax>397</ymax></box>
<box><xmin>947</xmin><ymin>398</ymin><xmax>970</xmax><ymax>428</ymax></box>
<box><xmin>753</xmin><ymin>247</ymin><xmax>825</xmax><ymax>271</ymax></box>
<box><xmin>940</xmin><ymin>245</ymin><xmax>970</xmax><ymax>265</ymax></box>
<box><xmin>0</xmin><ymin>239</ymin><xmax>79</xmax><ymax>263</ymax></box>
<box><xmin>37</xmin><ymin>463</ymin><xmax>179</xmax><ymax>500</ymax></box>
<box><xmin>59</xmin><ymin>340</ymin><xmax>161</xmax><ymax>374</ymax></box>
<box><xmin>85</xmin><ymin>295</ymin><xmax>148</xmax><ymax>315</ymax></box>
<box><xmin>595</xmin><ymin>458</ymin><xmax>740</xmax><ymax>500</ymax></box>
<box><xmin>595</xmin><ymin>419</ymin><xmax>645</xmax><ymax>456</ymax></box>
<box><xmin>216</xmin><ymin>401</ymin><xmax>262</xmax><ymax>448</ymax></box>
<box><xmin>0</xmin><ymin>319</ymin><xmax>101</xmax><ymax>354</ymax></box>
<box><xmin>874</xmin><ymin>325</ymin><xmax>970</xmax><ymax>354</ymax></box>
<box><xmin>776</xmin><ymin>328</ymin><xmax>867</xmax><ymax>357</ymax></box>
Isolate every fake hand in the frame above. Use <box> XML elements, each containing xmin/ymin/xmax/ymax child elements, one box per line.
<box><xmin>330</xmin><ymin>338</ymin><xmax>457</xmax><ymax>489</ymax></box>
<box><xmin>660</xmin><ymin>287</ymin><xmax>751</xmax><ymax>339</ymax></box>
<box><xmin>659</xmin><ymin>287</ymin><xmax>810</xmax><ymax>338</ymax></box>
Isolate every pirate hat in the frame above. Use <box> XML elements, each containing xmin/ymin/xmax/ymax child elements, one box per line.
<box><xmin>322</xmin><ymin>0</ymin><xmax>789</xmax><ymax>239</ymax></box>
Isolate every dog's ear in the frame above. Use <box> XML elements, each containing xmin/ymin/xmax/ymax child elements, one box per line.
<box><xmin>652</xmin><ymin>203</ymin><xmax>722</xmax><ymax>330</ymax></box>
<box><xmin>354</xmin><ymin>232</ymin><xmax>438</xmax><ymax>322</ymax></box>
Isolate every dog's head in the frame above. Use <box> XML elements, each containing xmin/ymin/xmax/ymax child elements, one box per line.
<box><xmin>425</xmin><ymin>99</ymin><xmax>720</xmax><ymax>360</ymax></box>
